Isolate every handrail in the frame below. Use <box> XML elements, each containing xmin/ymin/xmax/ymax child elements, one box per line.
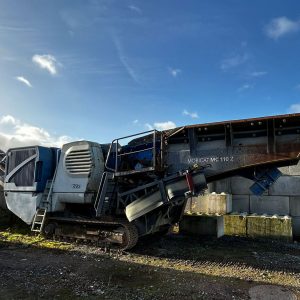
<box><xmin>104</xmin><ymin>129</ymin><xmax>161</xmax><ymax>174</ymax></box>
<box><xmin>117</xmin><ymin>147</ymin><xmax>154</xmax><ymax>157</ymax></box>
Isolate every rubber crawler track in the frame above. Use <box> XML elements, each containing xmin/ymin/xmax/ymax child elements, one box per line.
<box><xmin>46</xmin><ymin>217</ymin><xmax>139</xmax><ymax>250</ymax></box>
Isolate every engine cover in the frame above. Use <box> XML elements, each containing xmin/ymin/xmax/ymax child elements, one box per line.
<box><xmin>51</xmin><ymin>141</ymin><xmax>104</xmax><ymax>211</ymax></box>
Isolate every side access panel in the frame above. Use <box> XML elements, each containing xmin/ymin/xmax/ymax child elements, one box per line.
<box><xmin>4</xmin><ymin>146</ymin><xmax>58</xmax><ymax>224</ymax></box>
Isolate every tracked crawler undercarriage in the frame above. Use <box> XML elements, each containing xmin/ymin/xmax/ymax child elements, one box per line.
<box><xmin>45</xmin><ymin>217</ymin><xmax>139</xmax><ymax>250</ymax></box>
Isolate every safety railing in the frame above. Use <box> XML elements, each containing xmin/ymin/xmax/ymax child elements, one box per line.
<box><xmin>105</xmin><ymin>130</ymin><xmax>163</xmax><ymax>176</ymax></box>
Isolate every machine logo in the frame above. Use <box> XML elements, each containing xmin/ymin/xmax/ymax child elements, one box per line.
<box><xmin>72</xmin><ymin>184</ymin><xmax>81</xmax><ymax>189</ymax></box>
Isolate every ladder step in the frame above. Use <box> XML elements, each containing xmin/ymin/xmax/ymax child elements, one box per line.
<box><xmin>31</xmin><ymin>208</ymin><xmax>47</xmax><ymax>233</ymax></box>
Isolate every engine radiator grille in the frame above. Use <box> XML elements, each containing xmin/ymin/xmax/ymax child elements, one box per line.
<box><xmin>65</xmin><ymin>148</ymin><xmax>92</xmax><ymax>175</ymax></box>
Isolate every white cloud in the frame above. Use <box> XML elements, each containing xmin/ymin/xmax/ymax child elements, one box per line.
<box><xmin>15</xmin><ymin>76</ymin><xmax>32</xmax><ymax>87</ymax></box>
<box><xmin>133</xmin><ymin>119</ymin><xmax>139</xmax><ymax>124</ymax></box>
<box><xmin>264</xmin><ymin>17</ymin><xmax>300</xmax><ymax>40</ymax></box>
<box><xmin>237</xmin><ymin>83</ymin><xmax>253</xmax><ymax>92</ymax></box>
<box><xmin>0</xmin><ymin>115</ymin><xmax>17</xmax><ymax>126</ymax></box>
<box><xmin>32</xmin><ymin>54</ymin><xmax>59</xmax><ymax>75</ymax></box>
<box><xmin>250</xmin><ymin>71</ymin><xmax>267</xmax><ymax>77</ymax></box>
<box><xmin>128</xmin><ymin>5</ymin><xmax>142</xmax><ymax>14</ymax></box>
<box><xmin>145</xmin><ymin>121</ymin><xmax>177</xmax><ymax>131</ymax></box>
<box><xmin>169</xmin><ymin>68</ymin><xmax>181</xmax><ymax>77</ymax></box>
<box><xmin>153</xmin><ymin>121</ymin><xmax>176</xmax><ymax>131</ymax></box>
<box><xmin>183</xmin><ymin>109</ymin><xmax>199</xmax><ymax>119</ymax></box>
<box><xmin>221</xmin><ymin>53</ymin><xmax>249</xmax><ymax>71</ymax></box>
<box><xmin>288</xmin><ymin>104</ymin><xmax>300</xmax><ymax>113</ymax></box>
<box><xmin>0</xmin><ymin>115</ymin><xmax>73</xmax><ymax>151</ymax></box>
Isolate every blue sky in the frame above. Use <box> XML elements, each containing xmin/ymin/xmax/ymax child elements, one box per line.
<box><xmin>0</xmin><ymin>0</ymin><xmax>300</xmax><ymax>149</ymax></box>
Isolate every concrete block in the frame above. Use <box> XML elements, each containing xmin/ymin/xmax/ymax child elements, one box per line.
<box><xmin>179</xmin><ymin>215</ymin><xmax>224</xmax><ymax>238</ymax></box>
<box><xmin>265</xmin><ymin>215</ymin><xmax>292</xmax><ymax>242</ymax></box>
<box><xmin>292</xmin><ymin>217</ymin><xmax>300</xmax><ymax>237</ymax></box>
<box><xmin>250</xmin><ymin>195</ymin><xmax>289</xmax><ymax>215</ymax></box>
<box><xmin>247</xmin><ymin>214</ymin><xmax>292</xmax><ymax>241</ymax></box>
<box><xmin>230</xmin><ymin>176</ymin><xmax>253</xmax><ymax>195</ymax></box>
<box><xmin>269</xmin><ymin>176</ymin><xmax>300</xmax><ymax>196</ymax></box>
<box><xmin>290</xmin><ymin>197</ymin><xmax>300</xmax><ymax>217</ymax></box>
<box><xmin>185</xmin><ymin>193</ymin><xmax>232</xmax><ymax>215</ymax></box>
<box><xmin>278</xmin><ymin>166</ymin><xmax>290</xmax><ymax>175</ymax></box>
<box><xmin>247</xmin><ymin>214</ymin><xmax>266</xmax><ymax>238</ymax></box>
<box><xmin>232</xmin><ymin>195</ymin><xmax>250</xmax><ymax>213</ymax></box>
<box><xmin>207</xmin><ymin>193</ymin><xmax>232</xmax><ymax>215</ymax></box>
<box><xmin>224</xmin><ymin>213</ymin><xmax>247</xmax><ymax>236</ymax></box>
<box><xmin>289</xmin><ymin>161</ymin><xmax>300</xmax><ymax>176</ymax></box>
<box><xmin>207</xmin><ymin>183</ymin><xmax>215</xmax><ymax>193</ymax></box>
<box><xmin>213</xmin><ymin>179</ymin><xmax>231</xmax><ymax>194</ymax></box>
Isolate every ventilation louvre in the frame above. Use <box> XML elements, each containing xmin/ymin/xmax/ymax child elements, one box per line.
<box><xmin>65</xmin><ymin>148</ymin><xmax>92</xmax><ymax>174</ymax></box>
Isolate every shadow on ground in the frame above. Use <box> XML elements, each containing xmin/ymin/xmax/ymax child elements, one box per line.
<box><xmin>134</xmin><ymin>232</ymin><xmax>300</xmax><ymax>274</ymax></box>
<box><xmin>0</xmin><ymin>225</ymin><xmax>299</xmax><ymax>299</ymax></box>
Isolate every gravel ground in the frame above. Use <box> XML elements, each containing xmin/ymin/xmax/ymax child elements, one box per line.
<box><xmin>0</xmin><ymin>228</ymin><xmax>300</xmax><ymax>299</ymax></box>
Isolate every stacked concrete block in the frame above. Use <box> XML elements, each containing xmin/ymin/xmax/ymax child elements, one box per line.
<box><xmin>179</xmin><ymin>215</ymin><xmax>224</xmax><ymax>238</ymax></box>
<box><xmin>182</xmin><ymin>212</ymin><xmax>293</xmax><ymax>241</ymax></box>
<box><xmin>224</xmin><ymin>213</ymin><xmax>247</xmax><ymax>236</ymax></box>
<box><xmin>232</xmin><ymin>195</ymin><xmax>250</xmax><ymax>213</ymax></box>
<box><xmin>230</xmin><ymin>177</ymin><xmax>254</xmax><ymax>195</ymax></box>
<box><xmin>184</xmin><ymin>192</ymin><xmax>232</xmax><ymax>215</ymax></box>
<box><xmin>208</xmin><ymin>193</ymin><xmax>232</xmax><ymax>215</ymax></box>
<box><xmin>181</xmin><ymin>192</ymin><xmax>233</xmax><ymax>237</ymax></box>
<box><xmin>278</xmin><ymin>166</ymin><xmax>290</xmax><ymax>175</ymax></box>
<box><xmin>269</xmin><ymin>176</ymin><xmax>300</xmax><ymax>196</ymax></box>
<box><xmin>246</xmin><ymin>214</ymin><xmax>292</xmax><ymax>241</ymax></box>
<box><xmin>181</xmin><ymin>158</ymin><xmax>300</xmax><ymax>239</ymax></box>
<box><xmin>250</xmin><ymin>196</ymin><xmax>290</xmax><ymax>215</ymax></box>
<box><xmin>218</xmin><ymin>167</ymin><xmax>300</xmax><ymax>237</ymax></box>
<box><xmin>288</xmin><ymin>162</ymin><xmax>300</xmax><ymax>176</ymax></box>
<box><xmin>247</xmin><ymin>214</ymin><xmax>266</xmax><ymax>238</ymax></box>
<box><xmin>279</xmin><ymin>160</ymin><xmax>300</xmax><ymax>176</ymax></box>
<box><xmin>290</xmin><ymin>197</ymin><xmax>300</xmax><ymax>216</ymax></box>
<box><xmin>265</xmin><ymin>215</ymin><xmax>292</xmax><ymax>241</ymax></box>
<box><xmin>213</xmin><ymin>179</ymin><xmax>231</xmax><ymax>194</ymax></box>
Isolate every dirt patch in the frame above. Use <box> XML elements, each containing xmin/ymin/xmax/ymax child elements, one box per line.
<box><xmin>0</xmin><ymin>228</ymin><xmax>300</xmax><ymax>299</ymax></box>
<box><xmin>249</xmin><ymin>285</ymin><xmax>297</xmax><ymax>300</ymax></box>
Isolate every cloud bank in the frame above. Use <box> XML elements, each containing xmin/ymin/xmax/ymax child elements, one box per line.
<box><xmin>0</xmin><ymin>115</ymin><xmax>73</xmax><ymax>151</ymax></box>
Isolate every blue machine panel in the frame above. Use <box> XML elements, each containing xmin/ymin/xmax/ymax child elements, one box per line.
<box><xmin>5</xmin><ymin>146</ymin><xmax>60</xmax><ymax>193</ymax></box>
<box><xmin>249</xmin><ymin>167</ymin><xmax>282</xmax><ymax>196</ymax></box>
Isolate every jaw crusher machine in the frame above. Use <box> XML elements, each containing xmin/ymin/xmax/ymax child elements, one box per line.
<box><xmin>3</xmin><ymin>113</ymin><xmax>300</xmax><ymax>249</ymax></box>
